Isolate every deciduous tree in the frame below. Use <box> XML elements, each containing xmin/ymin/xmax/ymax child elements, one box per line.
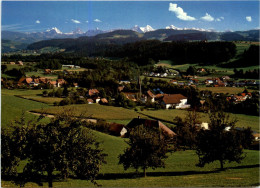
<box><xmin>1</xmin><ymin>111</ymin><xmax>107</xmax><ymax>187</ymax></box>
<box><xmin>118</xmin><ymin>125</ymin><xmax>172</xmax><ymax>177</ymax></box>
<box><xmin>196</xmin><ymin>111</ymin><xmax>253</xmax><ymax>170</ymax></box>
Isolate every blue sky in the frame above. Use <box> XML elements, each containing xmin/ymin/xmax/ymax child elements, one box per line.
<box><xmin>2</xmin><ymin>1</ymin><xmax>259</xmax><ymax>33</ymax></box>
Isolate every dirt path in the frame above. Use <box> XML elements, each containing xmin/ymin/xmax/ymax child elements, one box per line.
<box><xmin>28</xmin><ymin>111</ymin><xmax>98</xmax><ymax>123</ymax></box>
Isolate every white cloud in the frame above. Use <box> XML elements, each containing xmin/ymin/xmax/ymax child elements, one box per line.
<box><xmin>201</xmin><ymin>13</ymin><xmax>214</xmax><ymax>22</ymax></box>
<box><xmin>71</xmin><ymin>19</ymin><xmax>81</xmax><ymax>24</ymax></box>
<box><xmin>86</xmin><ymin>20</ymin><xmax>89</xmax><ymax>23</ymax></box>
<box><xmin>35</xmin><ymin>20</ymin><xmax>40</xmax><ymax>24</ymax></box>
<box><xmin>94</xmin><ymin>19</ymin><xmax>102</xmax><ymax>22</ymax></box>
<box><xmin>246</xmin><ymin>16</ymin><xmax>252</xmax><ymax>22</ymax></box>
<box><xmin>220</xmin><ymin>17</ymin><xmax>224</xmax><ymax>20</ymax></box>
<box><xmin>216</xmin><ymin>18</ymin><xmax>221</xmax><ymax>22</ymax></box>
<box><xmin>169</xmin><ymin>3</ymin><xmax>196</xmax><ymax>21</ymax></box>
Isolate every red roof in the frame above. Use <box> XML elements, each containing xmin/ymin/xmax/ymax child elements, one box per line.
<box><xmin>88</xmin><ymin>89</ymin><xmax>99</xmax><ymax>96</ymax></box>
<box><xmin>25</xmin><ymin>78</ymin><xmax>33</xmax><ymax>84</ymax></box>
<box><xmin>162</xmin><ymin>94</ymin><xmax>187</xmax><ymax>104</ymax></box>
<box><xmin>147</xmin><ymin>90</ymin><xmax>156</xmax><ymax>98</ymax></box>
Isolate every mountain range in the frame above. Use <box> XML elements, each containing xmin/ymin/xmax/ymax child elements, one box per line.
<box><xmin>1</xmin><ymin>25</ymin><xmax>259</xmax><ymax>53</ymax></box>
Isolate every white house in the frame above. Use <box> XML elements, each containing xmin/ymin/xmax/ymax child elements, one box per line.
<box><xmin>162</xmin><ymin>94</ymin><xmax>190</xmax><ymax>109</ymax></box>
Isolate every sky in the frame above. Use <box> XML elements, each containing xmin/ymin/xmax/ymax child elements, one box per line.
<box><xmin>1</xmin><ymin>1</ymin><xmax>259</xmax><ymax>33</ymax></box>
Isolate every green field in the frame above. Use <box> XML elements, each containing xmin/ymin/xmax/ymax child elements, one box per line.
<box><xmin>2</xmin><ymin>89</ymin><xmax>259</xmax><ymax>187</ymax></box>
<box><xmin>197</xmin><ymin>86</ymin><xmax>256</xmax><ymax>94</ymax></box>
<box><xmin>139</xmin><ymin>109</ymin><xmax>259</xmax><ymax>133</ymax></box>
<box><xmin>32</xmin><ymin>103</ymin><xmax>146</xmax><ymax>120</ymax></box>
<box><xmin>2</xmin><ymin>130</ymin><xmax>259</xmax><ymax>187</ymax></box>
<box><xmin>2</xmin><ymin>94</ymin><xmax>50</xmax><ymax>128</ymax></box>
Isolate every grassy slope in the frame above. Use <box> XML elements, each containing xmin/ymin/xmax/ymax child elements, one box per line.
<box><xmin>139</xmin><ymin>109</ymin><xmax>259</xmax><ymax>133</ymax></box>
<box><xmin>1</xmin><ymin>89</ymin><xmax>259</xmax><ymax>187</ymax></box>
<box><xmin>197</xmin><ymin>86</ymin><xmax>256</xmax><ymax>94</ymax></box>
<box><xmin>3</xmin><ymin>130</ymin><xmax>259</xmax><ymax>187</ymax></box>
<box><xmin>1</xmin><ymin>89</ymin><xmax>51</xmax><ymax>128</ymax></box>
<box><xmin>32</xmin><ymin>103</ymin><xmax>146</xmax><ymax>120</ymax></box>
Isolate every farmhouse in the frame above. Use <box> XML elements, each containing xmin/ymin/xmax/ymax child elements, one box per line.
<box><xmin>161</xmin><ymin>94</ymin><xmax>190</xmax><ymax>109</ymax></box>
<box><xmin>147</xmin><ymin>90</ymin><xmax>156</xmax><ymax>103</ymax></box>
<box><xmin>87</xmin><ymin>89</ymin><xmax>100</xmax><ymax>97</ymax></box>
<box><xmin>122</xmin><ymin>92</ymin><xmax>138</xmax><ymax>102</ymax></box>
<box><xmin>125</xmin><ymin>117</ymin><xmax>176</xmax><ymax>137</ymax></box>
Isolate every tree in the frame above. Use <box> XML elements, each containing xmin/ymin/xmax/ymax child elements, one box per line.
<box><xmin>1</xmin><ymin>111</ymin><xmax>107</xmax><ymax>187</ymax></box>
<box><xmin>173</xmin><ymin>110</ymin><xmax>201</xmax><ymax>149</ymax></box>
<box><xmin>1</xmin><ymin>64</ymin><xmax>7</xmax><ymax>73</ymax></box>
<box><xmin>118</xmin><ymin>125</ymin><xmax>172</xmax><ymax>177</ymax></box>
<box><xmin>196</xmin><ymin>111</ymin><xmax>252</xmax><ymax>170</ymax></box>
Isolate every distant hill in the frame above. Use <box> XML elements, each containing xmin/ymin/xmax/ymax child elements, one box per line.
<box><xmin>164</xmin><ymin>32</ymin><xmax>219</xmax><ymax>41</ymax></box>
<box><xmin>2</xmin><ymin>39</ymin><xmax>28</xmax><ymax>53</ymax></box>
<box><xmin>2</xmin><ymin>28</ymin><xmax>259</xmax><ymax>53</ymax></box>
<box><xmin>27</xmin><ymin>30</ymin><xmax>145</xmax><ymax>55</ymax></box>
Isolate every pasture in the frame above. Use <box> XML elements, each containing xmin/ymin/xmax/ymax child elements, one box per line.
<box><xmin>2</xmin><ymin>89</ymin><xmax>259</xmax><ymax>187</ymax></box>
<box><xmin>197</xmin><ymin>86</ymin><xmax>255</xmax><ymax>94</ymax></box>
<box><xmin>139</xmin><ymin>109</ymin><xmax>259</xmax><ymax>133</ymax></box>
<box><xmin>31</xmin><ymin>103</ymin><xmax>146</xmax><ymax>120</ymax></box>
<box><xmin>2</xmin><ymin>130</ymin><xmax>259</xmax><ymax>187</ymax></box>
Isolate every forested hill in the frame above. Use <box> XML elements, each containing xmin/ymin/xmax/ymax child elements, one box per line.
<box><xmin>27</xmin><ymin>30</ymin><xmax>145</xmax><ymax>55</ymax></box>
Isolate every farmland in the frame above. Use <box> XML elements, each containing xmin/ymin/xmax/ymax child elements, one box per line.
<box><xmin>1</xmin><ymin>40</ymin><xmax>259</xmax><ymax>187</ymax></box>
<box><xmin>2</xmin><ymin>128</ymin><xmax>259</xmax><ymax>187</ymax></box>
<box><xmin>1</xmin><ymin>89</ymin><xmax>259</xmax><ymax>187</ymax></box>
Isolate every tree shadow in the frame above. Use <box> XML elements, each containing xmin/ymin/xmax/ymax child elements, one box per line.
<box><xmin>226</xmin><ymin>164</ymin><xmax>259</xmax><ymax>170</ymax></box>
<box><xmin>96</xmin><ymin>170</ymin><xmax>222</xmax><ymax>180</ymax></box>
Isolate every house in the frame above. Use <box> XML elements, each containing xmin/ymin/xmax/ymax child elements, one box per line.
<box><xmin>57</xmin><ymin>79</ymin><xmax>66</xmax><ymax>87</ymax></box>
<box><xmin>119</xmin><ymin>80</ymin><xmax>131</xmax><ymax>84</ymax></box>
<box><xmin>118</xmin><ymin>86</ymin><xmax>124</xmax><ymax>92</ymax></box>
<box><xmin>147</xmin><ymin>90</ymin><xmax>156</xmax><ymax>103</ymax></box>
<box><xmin>197</xmin><ymin>68</ymin><xmax>206</xmax><ymax>73</ymax></box>
<box><xmin>95</xmin><ymin>97</ymin><xmax>101</xmax><ymax>103</ymax></box>
<box><xmin>205</xmin><ymin>78</ymin><xmax>214</xmax><ymax>85</ymax></box>
<box><xmin>162</xmin><ymin>94</ymin><xmax>190</xmax><ymax>109</ymax></box>
<box><xmin>87</xmin><ymin>89</ymin><xmax>99</xmax><ymax>97</ymax></box>
<box><xmin>44</xmin><ymin>69</ymin><xmax>52</xmax><ymax>74</ymax></box>
<box><xmin>169</xmin><ymin>80</ymin><xmax>178</xmax><ymax>85</ymax></box>
<box><xmin>87</xmin><ymin>99</ymin><xmax>94</xmax><ymax>104</ymax></box>
<box><xmin>100</xmin><ymin>98</ymin><xmax>108</xmax><ymax>104</ymax></box>
<box><xmin>18</xmin><ymin>61</ymin><xmax>23</xmax><ymax>66</ymax></box>
<box><xmin>62</xmin><ymin>65</ymin><xmax>75</xmax><ymax>69</ymax></box>
<box><xmin>10</xmin><ymin>62</ymin><xmax>15</xmax><ymax>65</ymax></box>
<box><xmin>221</xmin><ymin>76</ymin><xmax>230</xmax><ymax>81</ymax></box>
<box><xmin>253</xmin><ymin>133</ymin><xmax>260</xmax><ymax>141</ymax></box>
<box><xmin>122</xmin><ymin>92</ymin><xmax>138</xmax><ymax>102</ymax></box>
<box><xmin>108</xmin><ymin>123</ymin><xmax>126</xmax><ymax>136</ymax></box>
<box><xmin>48</xmin><ymin>81</ymin><xmax>57</xmax><ymax>87</ymax></box>
<box><xmin>73</xmin><ymin>83</ymin><xmax>79</xmax><ymax>88</ymax></box>
<box><xmin>125</xmin><ymin>117</ymin><xmax>176</xmax><ymax>138</ymax></box>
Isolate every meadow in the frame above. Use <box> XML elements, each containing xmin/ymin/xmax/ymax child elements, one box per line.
<box><xmin>2</xmin><ymin>130</ymin><xmax>259</xmax><ymax>187</ymax></box>
<box><xmin>197</xmin><ymin>86</ymin><xmax>255</xmax><ymax>94</ymax></box>
<box><xmin>139</xmin><ymin>109</ymin><xmax>259</xmax><ymax>133</ymax></box>
<box><xmin>2</xmin><ymin>89</ymin><xmax>259</xmax><ymax>187</ymax></box>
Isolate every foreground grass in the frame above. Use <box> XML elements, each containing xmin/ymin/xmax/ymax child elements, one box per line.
<box><xmin>2</xmin><ymin>130</ymin><xmax>259</xmax><ymax>187</ymax></box>
<box><xmin>1</xmin><ymin>89</ymin><xmax>259</xmax><ymax>187</ymax></box>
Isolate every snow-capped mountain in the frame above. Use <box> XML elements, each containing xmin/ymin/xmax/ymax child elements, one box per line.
<box><xmin>139</xmin><ymin>25</ymin><xmax>155</xmax><ymax>33</ymax></box>
<box><xmin>166</xmin><ymin>25</ymin><xmax>213</xmax><ymax>32</ymax></box>
<box><xmin>131</xmin><ymin>25</ymin><xmax>143</xmax><ymax>33</ymax></box>
<box><xmin>46</xmin><ymin>27</ymin><xmax>63</xmax><ymax>34</ymax></box>
<box><xmin>73</xmin><ymin>27</ymin><xmax>84</xmax><ymax>35</ymax></box>
<box><xmin>165</xmin><ymin>25</ymin><xmax>182</xmax><ymax>30</ymax></box>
